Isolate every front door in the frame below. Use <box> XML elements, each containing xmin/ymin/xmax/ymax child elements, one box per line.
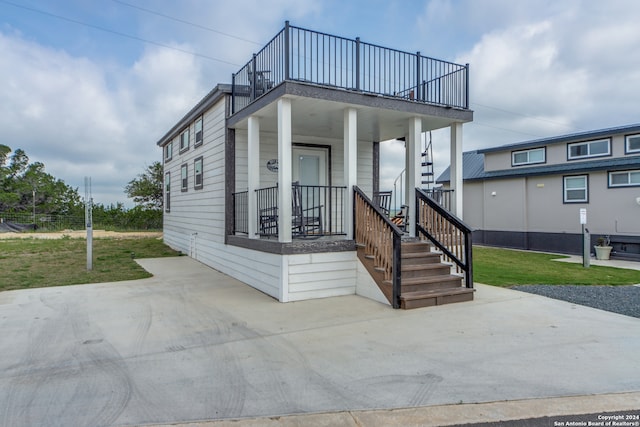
<box><xmin>292</xmin><ymin>146</ymin><xmax>328</xmax><ymax>186</ymax></box>
<box><xmin>292</xmin><ymin>146</ymin><xmax>329</xmax><ymax>235</ymax></box>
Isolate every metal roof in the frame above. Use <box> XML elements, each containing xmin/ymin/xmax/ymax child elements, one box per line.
<box><xmin>436</xmin><ymin>150</ymin><xmax>485</xmax><ymax>183</ymax></box>
<box><xmin>478</xmin><ymin>123</ymin><xmax>640</xmax><ymax>154</ymax></box>
<box><xmin>437</xmin><ymin>151</ymin><xmax>640</xmax><ymax>183</ymax></box>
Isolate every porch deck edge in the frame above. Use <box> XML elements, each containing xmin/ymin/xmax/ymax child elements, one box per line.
<box><xmin>226</xmin><ymin>235</ymin><xmax>356</xmax><ymax>255</ymax></box>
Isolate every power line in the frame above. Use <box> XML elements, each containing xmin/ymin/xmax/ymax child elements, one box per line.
<box><xmin>470</xmin><ymin>121</ymin><xmax>547</xmax><ymax>139</ymax></box>
<box><xmin>110</xmin><ymin>0</ymin><xmax>262</xmax><ymax>46</ymax></box>
<box><xmin>0</xmin><ymin>0</ymin><xmax>241</xmax><ymax>66</ymax></box>
<box><xmin>471</xmin><ymin>101</ymin><xmax>574</xmax><ymax>130</ymax></box>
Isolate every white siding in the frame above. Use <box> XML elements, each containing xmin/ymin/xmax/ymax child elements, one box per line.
<box><xmin>356</xmin><ymin>261</ymin><xmax>390</xmax><ymax>305</ymax></box>
<box><xmin>164</xmin><ymin>98</ymin><xmax>227</xmax><ymax>245</ymax></box>
<box><xmin>163</xmin><ymin>99</ymin><xmax>381</xmax><ymax>304</ymax></box>
<box><xmin>286</xmin><ymin>252</ymin><xmax>358</xmax><ymax>301</ymax></box>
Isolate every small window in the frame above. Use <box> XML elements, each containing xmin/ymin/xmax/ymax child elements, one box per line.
<box><xmin>194</xmin><ymin>156</ymin><xmax>203</xmax><ymax>190</ymax></box>
<box><xmin>567</xmin><ymin>139</ymin><xmax>610</xmax><ymax>160</ymax></box>
<box><xmin>563</xmin><ymin>175</ymin><xmax>588</xmax><ymax>203</ymax></box>
<box><xmin>609</xmin><ymin>170</ymin><xmax>640</xmax><ymax>187</ymax></box>
<box><xmin>512</xmin><ymin>147</ymin><xmax>545</xmax><ymax>166</ymax></box>
<box><xmin>165</xmin><ymin>172</ymin><xmax>171</xmax><ymax>212</ymax></box>
<box><xmin>626</xmin><ymin>134</ymin><xmax>640</xmax><ymax>154</ymax></box>
<box><xmin>164</xmin><ymin>141</ymin><xmax>173</xmax><ymax>162</ymax></box>
<box><xmin>181</xmin><ymin>163</ymin><xmax>188</xmax><ymax>192</ymax></box>
<box><xmin>179</xmin><ymin>128</ymin><xmax>190</xmax><ymax>153</ymax></box>
<box><xmin>194</xmin><ymin>116</ymin><xmax>203</xmax><ymax>147</ymax></box>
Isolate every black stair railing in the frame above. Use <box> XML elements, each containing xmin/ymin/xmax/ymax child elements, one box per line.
<box><xmin>354</xmin><ymin>186</ymin><xmax>403</xmax><ymax>308</ymax></box>
<box><xmin>415</xmin><ymin>188</ymin><xmax>473</xmax><ymax>288</ymax></box>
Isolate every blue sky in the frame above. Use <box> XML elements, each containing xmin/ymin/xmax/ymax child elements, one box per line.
<box><xmin>2</xmin><ymin>0</ymin><xmax>640</xmax><ymax>206</ymax></box>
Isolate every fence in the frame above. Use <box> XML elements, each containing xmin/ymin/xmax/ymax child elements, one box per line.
<box><xmin>0</xmin><ymin>212</ymin><xmax>84</xmax><ymax>232</ymax></box>
<box><xmin>232</xmin><ymin>22</ymin><xmax>469</xmax><ymax>113</ymax></box>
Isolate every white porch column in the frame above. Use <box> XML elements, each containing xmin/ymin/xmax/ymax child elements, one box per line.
<box><xmin>406</xmin><ymin>117</ymin><xmax>422</xmax><ymax>237</ymax></box>
<box><xmin>450</xmin><ymin>122</ymin><xmax>464</xmax><ymax>218</ymax></box>
<box><xmin>277</xmin><ymin>98</ymin><xmax>293</xmax><ymax>243</ymax></box>
<box><xmin>247</xmin><ymin>115</ymin><xmax>260</xmax><ymax>239</ymax></box>
<box><xmin>344</xmin><ymin>108</ymin><xmax>357</xmax><ymax>239</ymax></box>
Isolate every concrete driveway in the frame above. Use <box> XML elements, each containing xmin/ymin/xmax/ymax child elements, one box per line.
<box><xmin>0</xmin><ymin>257</ymin><xmax>639</xmax><ymax>427</ymax></box>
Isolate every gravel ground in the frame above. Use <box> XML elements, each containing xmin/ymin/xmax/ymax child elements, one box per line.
<box><xmin>511</xmin><ymin>284</ymin><xmax>640</xmax><ymax>319</ymax></box>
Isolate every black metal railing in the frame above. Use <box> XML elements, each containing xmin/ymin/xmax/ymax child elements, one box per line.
<box><xmin>232</xmin><ymin>191</ymin><xmax>248</xmax><ymax>234</ymax></box>
<box><xmin>232</xmin><ymin>22</ymin><xmax>469</xmax><ymax>113</ymax></box>
<box><xmin>250</xmin><ymin>184</ymin><xmax>347</xmax><ymax>238</ymax></box>
<box><xmin>354</xmin><ymin>187</ymin><xmax>403</xmax><ymax>308</ymax></box>
<box><xmin>415</xmin><ymin>188</ymin><xmax>473</xmax><ymax>288</ymax></box>
<box><xmin>424</xmin><ymin>188</ymin><xmax>454</xmax><ymax>212</ymax></box>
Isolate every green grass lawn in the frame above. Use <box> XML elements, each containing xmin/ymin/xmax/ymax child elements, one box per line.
<box><xmin>0</xmin><ymin>237</ymin><xmax>180</xmax><ymax>291</ymax></box>
<box><xmin>2</xmin><ymin>238</ymin><xmax>639</xmax><ymax>292</ymax></box>
<box><xmin>474</xmin><ymin>246</ymin><xmax>640</xmax><ymax>286</ymax></box>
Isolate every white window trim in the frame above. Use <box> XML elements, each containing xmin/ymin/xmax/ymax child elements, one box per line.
<box><xmin>512</xmin><ymin>147</ymin><xmax>545</xmax><ymax>166</ymax></box>
<box><xmin>563</xmin><ymin>175</ymin><xmax>588</xmax><ymax>203</ymax></box>
<box><xmin>567</xmin><ymin>138</ymin><xmax>611</xmax><ymax>160</ymax></box>
<box><xmin>608</xmin><ymin>169</ymin><xmax>640</xmax><ymax>187</ymax></box>
<box><xmin>626</xmin><ymin>134</ymin><xmax>640</xmax><ymax>154</ymax></box>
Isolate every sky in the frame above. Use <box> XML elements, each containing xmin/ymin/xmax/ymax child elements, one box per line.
<box><xmin>1</xmin><ymin>0</ymin><xmax>640</xmax><ymax>206</ymax></box>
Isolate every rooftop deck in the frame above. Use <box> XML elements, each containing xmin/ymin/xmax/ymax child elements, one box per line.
<box><xmin>231</xmin><ymin>22</ymin><xmax>469</xmax><ymax>114</ymax></box>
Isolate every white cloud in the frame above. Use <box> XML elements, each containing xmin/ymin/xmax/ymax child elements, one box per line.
<box><xmin>0</xmin><ymin>31</ymin><xmax>208</xmax><ymax>206</ymax></box>
<box><xmin>453</xmin><ymin>2</ymin><xmax>640</xmax><ymax>154</ymax></box>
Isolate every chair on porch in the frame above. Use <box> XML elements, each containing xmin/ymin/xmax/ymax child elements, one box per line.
<box><xmin>292</xmin><ymin>182</ymin><xmax>323</xmax><ymax>237</ymax></box>
<box><xmin>257</xmin><ymin>183</ymin><xmax>324</xmax><ymax>237</ymax></box>
<box><xmin>373</xmin><ymin>191</ymin><xmax>392</xmax><ymax>217</ymax></box>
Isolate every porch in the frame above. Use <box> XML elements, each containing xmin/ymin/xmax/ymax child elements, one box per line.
<box><xmin>223</xmin><ymin>22</ymin><xmax>473</xmax><ymax>307</ymax></box>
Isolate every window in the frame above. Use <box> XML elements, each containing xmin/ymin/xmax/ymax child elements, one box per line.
<box><xmin>194</xmin><ymin>116</ymin><xmax>203</xmax><ymax>147</ymax></box>
<box><xmin>194</xmin><ymin>156</ymin><xmax>203</xmax><ymax>190</ymax></box>
<box><xmin>512</xmin><ymin>147</ymin><xmax>545</xmax><ymax>166</ymax></box>
<box><xmin>165</xmin><ymin>172</ymin><xmax>171</xmax><ymax>212</ymax></box>
<box><xmin>563</xmin><ymin>175</ymin><xmax>588</xmax><ymax>203</ymax></box>
<box><xmin>179</xmin><ymin>128</ymin><xmax>190</xmax><ymax>153</ymax></box>
<box><xmin>626</xmin><ymin>134</ymin><xmax>640</xmax><ymax>154</ymax></box>
<box><xmin>567</xmin><ymin>139</ymin><xmax>610</xmax><ymax>160</ymax></box>
<box><xmin>164</xmin><ymin>141</ymin><xmax>173</xmax><ymax>162</ymax></box>
<box><xmin>609</xmin><ymin>170</ymin><xmax>640</xmax><ymax>187</ymax></box>
<box><xmin>181</xmin><ymin>164</ymin><xmax>188</xmax><ymax>192</ymax></box>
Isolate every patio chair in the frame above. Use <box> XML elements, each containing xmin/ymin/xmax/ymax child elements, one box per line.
<box><xmin>292</xmin><ymin>182</ymin><xmax>323</xmax><ymax>237</ymax></box>
<box><xmin>373</xmin><ymin>191</ymin><xmax>392</xmax><ymax>216</ymax></box>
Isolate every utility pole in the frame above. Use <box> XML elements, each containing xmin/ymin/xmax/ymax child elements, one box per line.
<box><xmin>85</xmin><ymin>177</ymin><xmax>93</xmax><ymax>271</ymax></box>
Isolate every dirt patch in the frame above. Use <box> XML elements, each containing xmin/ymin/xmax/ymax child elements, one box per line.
<box><xmin>0</xmin><ymin>230</ymin><xmax>163</xmax><ymax>240</ymax></box>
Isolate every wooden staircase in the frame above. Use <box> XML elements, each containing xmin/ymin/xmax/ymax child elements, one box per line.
<box><xmin>358</xmin><ymin>240</ymin><xmax>474</xmax><ymax>310</ymax></box>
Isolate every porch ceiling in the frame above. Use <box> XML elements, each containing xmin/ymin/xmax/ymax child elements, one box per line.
<box><xmin>229</xmin><ymin>82</ymin><xmax>473</xmax><ymax>142</ymax></box>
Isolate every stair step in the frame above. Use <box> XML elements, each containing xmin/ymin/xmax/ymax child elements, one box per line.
<box><xmin>401</xmin><ymin>241</ymin><xmax>432</xmax><ymax>252</ymax></box>
<box><xmin>401</xmin><ymin>263</ymin><xmax>451</xmax><ymax>278</ymax></box>
<box><xmin>402</xmin><ymin>252</ymin><xmax>442</xmax><ymax>265</ymax></box>
<box><xmin>400</xmin><ymin>287</ymin><xmax>474</xmax><ymax>309</ymax></box>
<box><xmin>401</xmin><ymin>274</ymin><xmax>463</xmax><ymax>291</ymax></box>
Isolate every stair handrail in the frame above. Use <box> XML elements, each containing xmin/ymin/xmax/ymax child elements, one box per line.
<box><xmin>354</xmin><ymin>186</ymin><xmax>403</xmax><ymax>308</ymax></box>
<box><xmin>415</xmin><ymin>188</ymin><xmax>473</xmax><ymax>288</ymax></box>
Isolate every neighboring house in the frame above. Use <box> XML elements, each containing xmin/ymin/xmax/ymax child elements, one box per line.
<box><xmin>437</xmin><ymin>124</ymin><xmax>640</xmax><ymax>260</ymax></box>
<box><xmin>156</xmin><ymin>22</ymin><xmax>475</xmax><ymax>309</ymax></box>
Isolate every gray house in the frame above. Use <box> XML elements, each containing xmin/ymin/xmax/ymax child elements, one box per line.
<box><xmin>156</xmin><ymin>22</ymin><xmax>475</xmax><ymax>309</ymax></box>
<box><xmin>438</xmin><ymin>124</ymin><xmax>640</xmax><ymax>260</ymax></box>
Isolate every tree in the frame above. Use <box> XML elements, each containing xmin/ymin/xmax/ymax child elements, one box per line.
<box><xmin>0</xmin><ymin>147</ymin><xmax>83</xmax><ymax>215</ymax></box>
<box><xmin>125</xmin><ymin>161</ymin><xmax>163</xmax><ymax>210</ymax></box>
